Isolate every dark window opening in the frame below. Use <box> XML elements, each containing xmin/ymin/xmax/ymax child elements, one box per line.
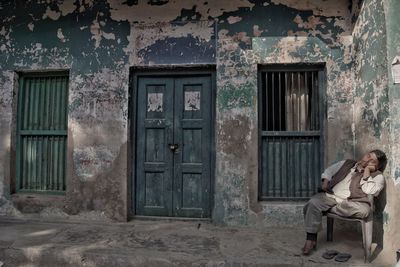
<box><xmin>261</xmin><ymin>71</ymin><xmax>319</xmax><ymax>132</ymax></box>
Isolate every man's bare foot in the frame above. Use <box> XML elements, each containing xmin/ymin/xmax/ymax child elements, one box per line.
<box><xmin>302</xmin><ymin>240</ymin><xmax>317</xmax><ymax>255</ymax></box>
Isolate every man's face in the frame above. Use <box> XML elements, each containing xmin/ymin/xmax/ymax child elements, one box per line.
<box><xmin>360</xmin><ymin>152</ymin><xmax>379</xmax><ymax>170</ymax></box>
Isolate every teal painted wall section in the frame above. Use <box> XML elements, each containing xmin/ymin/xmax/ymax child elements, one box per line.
<box><xmin>352</xmin><ymin>0</ymin><xmax>400</xmax><ymax>262</ymax></box>
<box><xmin>352</xmin><ymin>0</ymin><xmax>389</xmax><ymax>143</ymax></box>
<box><xmin>384</xmin><ymin>0</ymin><xmax>400</xmax><ymax>260</ymax></box>
<box><xmin>386</xmin><ymin>0</ymin><xmax>400</xmax><ymax>182</ymax></box>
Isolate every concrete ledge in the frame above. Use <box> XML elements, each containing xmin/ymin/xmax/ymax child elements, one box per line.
<box><xmin>259</xmin><ymin>201</ymin><xmax>307</xmax><ymax>227</ymax></box>
<box><xmin>259</xmin><ymin>201</ymin><xmax>361</xmax><ymax>233</ymax></box>
<box><xmin>11</xmin><ymin>193</ymin><xmax>66</xmax><ymax>213</ymax></box>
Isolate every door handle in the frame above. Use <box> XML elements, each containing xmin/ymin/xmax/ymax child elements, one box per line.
<box><xmin>168</xmin><ymin>144</ymin><xmax>179</xmax><ymax>152</ymax></box>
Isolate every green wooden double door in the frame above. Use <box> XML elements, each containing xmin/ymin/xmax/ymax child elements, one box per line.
<box><xmin>135</xmin><ymin>75</ymin><xmax>212</xmax><ymax>218</ymax></box>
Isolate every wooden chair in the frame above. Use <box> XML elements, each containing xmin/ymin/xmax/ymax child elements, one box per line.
<box><xmin>326</xmin><ymin>195</ymin><xmax>374</xmax><ymax>263</ymax></box>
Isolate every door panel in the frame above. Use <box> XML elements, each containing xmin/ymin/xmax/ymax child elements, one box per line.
<box><xmin>173</xmin><ymin>77</ymin><xmax>211</xmax><ymax>217</ymax></box>
<box><xmin>136</xmin><ymin>77</ymin><xmax>174</xmax><ymax>216</ymax></box>
<box><xmin>135</xmin><ymin>75</ymin><xmax>212</xmax><ymax>218</ymax></box>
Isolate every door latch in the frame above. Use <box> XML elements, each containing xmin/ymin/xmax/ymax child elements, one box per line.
<box><xmin>168</xmin><ymin>144</ymin><xmax>179</xmax><ymax>152</ymax></box>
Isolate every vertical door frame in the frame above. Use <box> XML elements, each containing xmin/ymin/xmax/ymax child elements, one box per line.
<box><xmin>128</xmin><ymin>66</ymin><xmax>216</xmax><ymax>219</ymax></box>
<box><xmin>257</xmin><ymin>64</ymin><xmax>326</xmax><ymax>200</ymax></box>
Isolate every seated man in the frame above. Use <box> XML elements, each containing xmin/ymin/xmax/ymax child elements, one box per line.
<box><xmin>302</xmin><ymin>149</ymin><xmax>387</xmax><ymax>255</ymax></box>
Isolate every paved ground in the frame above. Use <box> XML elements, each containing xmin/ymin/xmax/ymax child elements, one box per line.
<box><xmin>0</xmin><ymin>216</ymin><xmax>394</xmax><ymax>267</ymax></box>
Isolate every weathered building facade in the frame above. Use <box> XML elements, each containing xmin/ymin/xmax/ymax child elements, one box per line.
<box><xmin>0</xmin><ymin>0</ymin><xmax>399</xmax><ymax>263</ymax></box>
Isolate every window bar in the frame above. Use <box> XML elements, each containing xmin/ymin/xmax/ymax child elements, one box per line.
<box><xmin>304</xmin><ymin>71</ymin><xmax>310</xmax><ymax>131</ymax></box>
<box><xmin>28</xmin><ymin>79</ymin><xmax>34</xmax><ymax>130</ymax></box>
<box><xmin>43</xmin><ymin>137</ymin><xmax>48</xmax><ymax>190</ymax></box>
<box><xmin>311</xmin><ymin>72</ymin><xmax>315</xmax><ymax>130</ymax></box>
<box><xmin>308</xmin><ymin>73</ymin><xmax>311</xmax><ymax>130</ymax></box>
<box><xmin>56</xmin><ymin>77</ymin><xmax>61</xmax><ymax>130</ymax></box>
<box><xmin>49</xmin><ymin>137</ymin><xmax>53</xmax><ymax>190</ymax></box>
<box><xmin>26</xmin><ymin>137</ymin><xmax>31</xmax><ymax>189</ymax></box>
<box><xmin>54</xmin><ymin>137</ymin><xmax>58</xmax><ymax>191</ymax></box>
<box><xmin>297</xmin><ymin>72</ymin><xmax>301</xmax><ymax>131</ymax></box>
<box><xmin>291</xmin><ymin>72</ymin><xmax>295</xmax><ymax>131</ymax></box>
<box><xmin>62</xmin><ymin>137</ymin><xmax>68</xmax><ymax>191</ymax></box>
<box><xmin>265</xmin><ymin>73</ymin><xmax>269</xmax><ymax>131</ymax></box>
<box><xmin>62</xmin><ymin>77</ymin><xmax>68</xmax><ymax>130</ymax></box>
<box><xmin>36</xmin><ymin>136</ymin><xmax>41</xmax><ymax>190</ymax></box>
<box><xmin>314</xmin><ymin>72</ymin><xmax>320</xmax><ymax>130</ymax></box>
<box><xmin>285</xmin><ymin>72</ymin><xmax>288</xmax><ymax>131</ymax></box>
<box><xmin>278</xmin><ymin>72</ymin><xmax>282</xmax><ymax>131</ymax></box>
<box><xmin>314</xmin><ymin>137</ymin><xmax>319</xmax><ymax>194</ymax></box>
<box><xmin>280</xmin><ymin>137</ymin><xmax>283</xmax><ymax>197</ymax></box>
<box><xmin>298</xmin><ymin>137</ymin><xmax>302</xmax><ymax>197</ymax></box>
<box><xmin>273</xmin><ymin>138</ymin><xmax>276</xmax><ymax>197</ymax></box>
<box><xmin>292</xmin><ymin>137</ymin><xmax>296</xmax><ymax>197</ymax></box>
<box><xmin>265</xmin><ymin>73</ymin><xmax>269</xmax><ymax>195</ymax></box>
<box><xmin>36</xmin><ymin>137</ymin><xmax>40</xmax><ymax>190</ymax></box>
<box><xmin>311</xmin><ymin>137</ymin><xmax>316</xmax><ymax>196</ymax></box>
<box><xmin>60</xmin><ymin>137</ymin><xmax>67</xmax><ymax>191</ymax></box>
<box><xmin>22</xmin><ymin>79</ymin><xmax>28</xmax><ymax>130</ymax></box>
<box><xmin>307</xmin><ymin>138</ymin><xmax>311</xmax><ymax>196</ymax></box>
<box><xmin>272</xmin><ymin>72</ymin><xmax>275</xmax><ymax>131</ymax></box>
<box><xmin>37</xmin><ymin>78</ymin><xmax>42</xmax><ymax>130</ymax></box>
<box><xmin>53</xmin><ymin>137</ymin><xmax>57</xmax><ymax>190</ymax></box>
<box><xmin>22</xmin><ymin>137</ymin><xmax>27</xmax><ymax>189</ymax></box>
<box><xmin>287</xmin><ymin>136</ymin><xmax>291</xmax><ymax>198</ymax></box>
<box><xmin>50</xmin><ymin>77</ymin><xmax>55</xmax><ymax>131</ymax></box>
<box><xmin>55</xmin><ymin>137</ymin><xmax>60</xmax><ymax>190</ymax></box>
<box><xmin>35</xmin><ymin>79</ymin><xmax>41</xmax><ymax>130</ymax></box>
<box><xmin>31</xmin><ymin>137</ymin><xmax>36</xmax><ymax>190</ymax></box>
<box><xmin>293</xmin><ymin>72</ymin><xmax>296</xmax><ymax>131</ymax></box>
<box><xmin>32</xmin><ymin>137</ymin><xmax>35</xmax><ymax>190</ymax></box>
<box><xmin>60</xmin><ymin>137</ymin><xmax>64</xmax><ymax>190</ymax></box>
<box><xmin>57</xmin><ymin>77</ymin><xmax>62</xmax><ymax>130</ymax></box>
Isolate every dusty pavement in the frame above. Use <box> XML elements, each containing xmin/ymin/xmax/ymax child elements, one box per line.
<box><xmin>0</xmin><ymin>216</ymin><xmax>394</xmax><ymax>267</ymax></box>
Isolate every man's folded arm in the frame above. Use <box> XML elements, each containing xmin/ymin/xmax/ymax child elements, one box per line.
<box><xmin>361</xmin><ymin>174</ymin><xmax>385</xmax><ymax>196</ymax></box>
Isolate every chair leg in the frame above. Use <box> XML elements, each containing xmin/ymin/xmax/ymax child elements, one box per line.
<box><xmin>364</xmin><ymin>220</ymin><xmax>373</xmax><ymax>263</ymax></box>
<box><xmin>327</xmin><ymin>217</ymin><xmax>334</xmax><ymax>242</ymax></box>
<box><xmin>361</xmin><ymin>221</ymin><xmax>366</xmax><ymax>249</ymax></box>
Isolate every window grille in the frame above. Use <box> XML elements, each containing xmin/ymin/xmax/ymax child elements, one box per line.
<box><xmin>259</xmin><ymin>67</ymin><xmax>324</xmax><ymax>200</ymax></box>
<box><xmin>16</xmin><ymin>73</ymin><xmax>69</xmax><ymax>193</ymax></box>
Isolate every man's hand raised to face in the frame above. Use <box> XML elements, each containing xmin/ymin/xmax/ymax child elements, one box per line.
<box><xmin>363</xmin><ymin>163</ymin><xmax>376</xmax><ymax>179</ymax></box>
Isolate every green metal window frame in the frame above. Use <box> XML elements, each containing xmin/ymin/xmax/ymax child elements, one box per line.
<box><xmin>258</xmin><ymin>64</ymin><xmax>326</xmax><ymax>201</ymax></box>
<box><xmin>16</xmin><ymin>71</ymin><xmax>69</xmax><ymax>195</ymax></box>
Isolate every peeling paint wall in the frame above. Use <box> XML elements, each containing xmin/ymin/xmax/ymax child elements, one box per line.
<box><xmin>0</xmin><ymin>3</ymin><xmax>396</xmax><ymax>256</ymax></box>
<box><xmin>0</xmin><ymin>0</ymin><xmax>131</xmax><ymax>221</ymax></box>
<box><xmin>352</xmin><ymin>0</ymin><xmax>399</xmax><ymax>262</ymax></box>
<box><xmin>0</xmin><ymin>1</ymin><xmax>356</xmax><ymax>222</ymax></box>
<box><xmin>384</xmin><ymin>0</ymin><xmax>400</xmax><ymax>260</ymax></box>
<box><xmin>213</xmin><ymin>2</ymin><xmax>354</xmax><ymax>224</ymax></box>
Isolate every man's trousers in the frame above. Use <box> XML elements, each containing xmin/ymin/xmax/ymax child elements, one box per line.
<box><xmin>303</xmin><ymin>193</ymin><xmax>371</xmax><ymax>233</ymax></box>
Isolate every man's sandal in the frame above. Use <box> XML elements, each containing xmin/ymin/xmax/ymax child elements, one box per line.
<box><xmin>334</xmin><ymin>253</ymin><xmax>352</xmax><ymax>262</ymax></box>
<box><xmin>322</xmin><ymin>250</ymin><xmax>339</xmax><ymax>259</ymax></box>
